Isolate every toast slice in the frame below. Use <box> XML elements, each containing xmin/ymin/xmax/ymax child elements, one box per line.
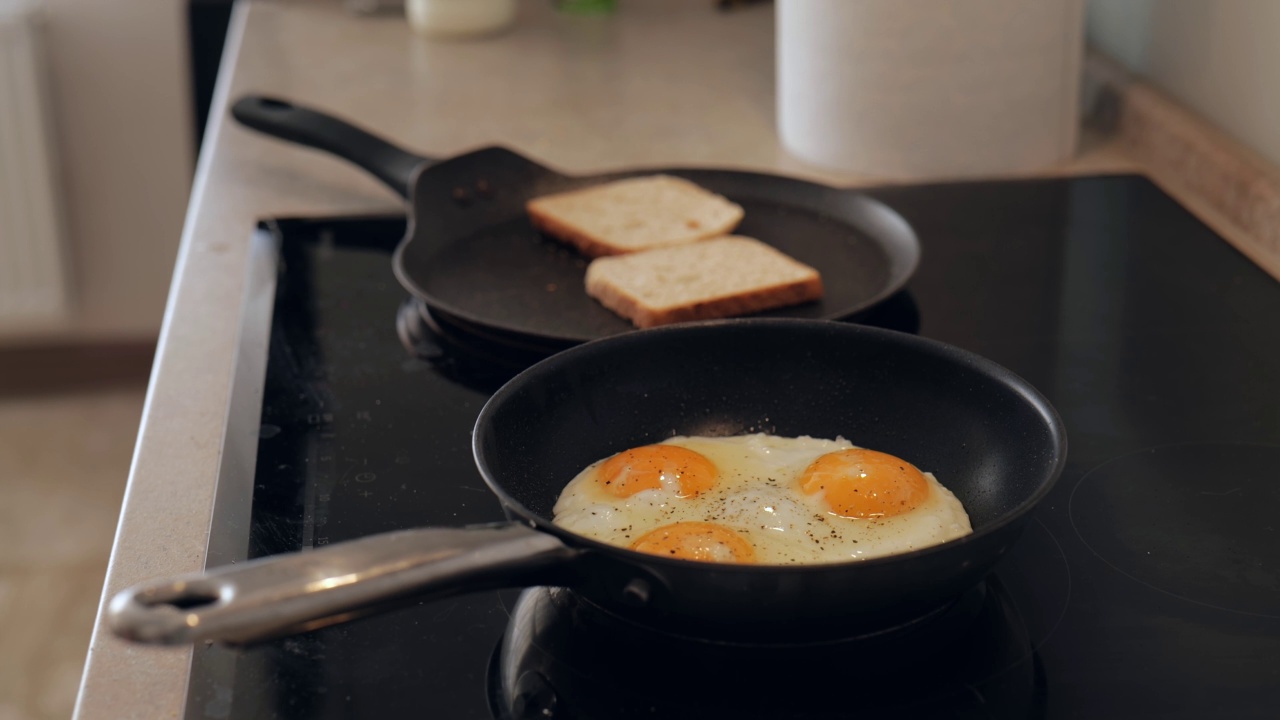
<box><xmin>584</xmin><ymin>236</ymin><xmax>824</xmax><ymax>328</ymax></box>
<box><xmin>527</xmin><ymin>175</ymin><xmax>744</xmax><ymax>257</ymax></box>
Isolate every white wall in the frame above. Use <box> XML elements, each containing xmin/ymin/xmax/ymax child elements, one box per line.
<box><xmin>27</xmin><ymin>0</ymin><xmax>193</xmax><ymax>342</ymax></box>
<box><xmin>1088</xmin><ymin>0</ymin><xmax>1280</xmax><ymax>167</ymax></box>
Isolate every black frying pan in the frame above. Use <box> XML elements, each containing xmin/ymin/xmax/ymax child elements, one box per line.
<box><xmin>231</xmin><ymin>96</ymin><xmax>920</xmax><ymax>350</ymax></box>
<box><xmin>109</xmin><ymin>320</ymin><xmax>1066</xmax><ymax>646</ymax></box>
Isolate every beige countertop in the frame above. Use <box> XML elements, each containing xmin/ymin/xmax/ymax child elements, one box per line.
<box><xmin>77</xmin><ymin>1</ymin><xmax>1259</xmax><ymax>717</ymax></box>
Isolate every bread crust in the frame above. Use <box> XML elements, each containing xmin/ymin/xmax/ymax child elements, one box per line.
<box><xmin>586</xmin><ymin>270</ymin><xmax>825</xmax><ymax>328</ymax></box>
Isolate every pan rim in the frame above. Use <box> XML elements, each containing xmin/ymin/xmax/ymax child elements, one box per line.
<box><xmin>392</xmin><ymin>164</ymin><xmax>921</xmax><ymax>345</ymax></box>
<box><xmin>472</xmin><ymin>317</ymin><xmax>1068</xmax><ymax>575</ymax></box>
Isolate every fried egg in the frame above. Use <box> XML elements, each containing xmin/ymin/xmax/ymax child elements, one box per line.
<box><xmin>552</xmin><ymin>434</ymin><xmax>972</xmax><ymax>565</ymax></box>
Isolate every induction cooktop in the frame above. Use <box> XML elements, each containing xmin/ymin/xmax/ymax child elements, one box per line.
<box><xmin>183</xmin><ymin>175</ymin><xmax>1280</xmax><ymax>719</ymax></box>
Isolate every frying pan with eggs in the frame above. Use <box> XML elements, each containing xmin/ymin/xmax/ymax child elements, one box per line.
<box><xmin>230</xmin><ymin>96</ymin><xmax>919</xmax><ymax>352</ymax></box>
<box><xmin>110</xmin><ymin>320</ymin><xmax>1066</xmax><ymax>646</ymax></box>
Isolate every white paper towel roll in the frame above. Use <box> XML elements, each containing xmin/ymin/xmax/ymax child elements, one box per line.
<box><xmin>777</xmin><ymin>0</ymin><xmax>1084</xmax><ymax>179</ymax></box>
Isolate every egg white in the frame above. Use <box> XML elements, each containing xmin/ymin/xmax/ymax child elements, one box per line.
<box><xmin>552</xmin><ymin>434</ymin><xmax>973</xmax><ymax>564</ymax></box>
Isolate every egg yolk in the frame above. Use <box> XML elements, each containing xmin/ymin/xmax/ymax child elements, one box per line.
<box><xmin>596</xmin><ymin>445</ymin><xmax>717</xmax><ymax>498</ymax></box>
<box><xmin>630</xmin><ymin>522</ymin><xmax>756</xmax><ymax>563</ymax></box>
<box><xmin>799</xmin><ymin>448</ymin><xmax>929</xmax><ymax>519</ymax></box>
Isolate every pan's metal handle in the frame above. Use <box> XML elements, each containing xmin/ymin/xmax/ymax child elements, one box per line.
<box><xmin>108</xmin><ymin>524</ymin><xmax>575</xmax><ymax>646</ymax></box>
<box><xmin>231</xmin><ymin>95</ymin><xmax>432</xmax><ymax>198</ymax></box>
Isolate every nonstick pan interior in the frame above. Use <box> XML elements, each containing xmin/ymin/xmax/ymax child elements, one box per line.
<box><xmin>479</xmin><ymin>319</ymin><xmax>1061</xmax><ymax>529</ymax></box>
<box><xmin>474</xmin><ymin>319</ymin><xmax>1066</xmax><ymax>639</ymax></box>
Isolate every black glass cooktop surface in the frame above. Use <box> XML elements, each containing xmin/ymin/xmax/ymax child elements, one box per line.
<box><xmin>185</xmin><ymin>175</ymin><xmax>1280</xmax><ymax>719</ymax></box>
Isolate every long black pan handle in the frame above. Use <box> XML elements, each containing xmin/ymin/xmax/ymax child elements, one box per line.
<box><xmin>107</xmin><ymin>524</ymin><xmax>577</xmax><ymax>645</ymax></box>
<box><xmin>232</xmin><ymin>95</ymin><xmax>432</xmax><ymax>199</ymax></box>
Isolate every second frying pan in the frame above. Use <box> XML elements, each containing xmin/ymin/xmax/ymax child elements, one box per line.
<box><xmin>232</xmin><ymin>96</ymin><xmax>920</xmax><ymax>349</ymax></box>
<box><xmin>108</xmin><ymin>320</ymin><xmax>1066</xmax><ymax>647</ymax></box>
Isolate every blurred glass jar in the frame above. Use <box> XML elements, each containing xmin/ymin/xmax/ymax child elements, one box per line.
<box><xmin>406</xmin><ymin>0</ymin><xmax>516</xmax><ymax>39</ymax></box>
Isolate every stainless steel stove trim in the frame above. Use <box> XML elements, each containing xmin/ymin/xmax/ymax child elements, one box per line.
<box><xmin>204</xmin><ymin>223</ymin><xmax>280</xmax><ymax>570</ymax></box>
<box><xmin>181</xmin><ymin>223</ymin><xmax>281</xmax><ymax>717</ymax></box>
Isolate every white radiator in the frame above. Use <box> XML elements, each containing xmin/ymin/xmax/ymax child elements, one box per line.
<box><xmin>0</xmin><ymin>1</ymin><xmax>70</xmax><ymax>328</ymax></box>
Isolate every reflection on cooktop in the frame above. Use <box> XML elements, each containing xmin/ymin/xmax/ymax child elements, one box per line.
<box><xmin>1070</xmin><ymin>443</ymin><xmax>1280</xmax><ymax>618</ymax></box>
<box><xmin>988</xmin><ymin>519</ymin><xmax>1073</xmax><ymax>660</ymax></box>
<box><xmin>396</xmin><ymin>298</ymin><xmax>546</xmax><ymax>391</ymax></box>
<box><xmin>489</xmin><ymin>515</ymin><xmax>1070</xmax><ymax>720</ymax></box>
<box><xmin>490</xmin><ymin>581</ymin><xmax>1040</xmax><ymax>720</ymax></box>
<box><xmin>396</xmin><ymin>290</ymin><xmax>921</xmax><ymax>392</ymax></box>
